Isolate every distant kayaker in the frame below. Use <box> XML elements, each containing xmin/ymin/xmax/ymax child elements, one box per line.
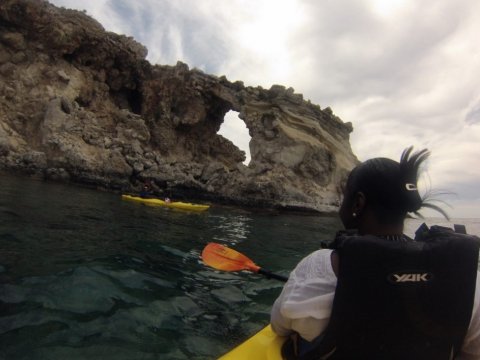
<box><xmin>139</xmin><ymin>181</ymin><xmax>153</xmax><ymax>198</ymax></box>
<box><xmin>271</xmin><ymin>147</ymin><xmax>480</xmax><ymax>359</ymax></box>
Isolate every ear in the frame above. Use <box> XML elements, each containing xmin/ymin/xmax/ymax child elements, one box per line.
<box><xmin>352</xmin><ymin>191</ymin><xmax>366</xmax><ymax>216</ymax></box>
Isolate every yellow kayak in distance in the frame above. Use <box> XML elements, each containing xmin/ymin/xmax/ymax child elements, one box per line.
<box><xmin>219</xmin><ymin>325</ymin><xmax>286</xmax><ymax>360</ymax></box>
<box><xmin>121</xmin><ymin>194</ymin><xmax>210</xmax><ymax>212</ymax></box>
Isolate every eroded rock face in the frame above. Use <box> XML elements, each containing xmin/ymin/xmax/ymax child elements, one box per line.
<box><xmin>0</xmin><ymin>0</ymin><xmax>358</xmax><ymax>212</ymax></box>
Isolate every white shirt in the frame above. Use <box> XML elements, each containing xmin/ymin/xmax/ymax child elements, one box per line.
<box><xmin>270</xmin><ymin>249</ymin><xmax>480</xmax><ymax>359</ymax></box>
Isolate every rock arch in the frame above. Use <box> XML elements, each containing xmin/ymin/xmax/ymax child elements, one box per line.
<box><xmin>0</xmin><ymin>0</ymin><xmax>359</xmax><ymax>212</ymax></box>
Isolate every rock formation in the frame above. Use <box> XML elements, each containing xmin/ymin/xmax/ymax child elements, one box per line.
<box><xmin>0</xmin><ymin>0</ymin><xmax>358</xmax><ymax>213</ymax></box>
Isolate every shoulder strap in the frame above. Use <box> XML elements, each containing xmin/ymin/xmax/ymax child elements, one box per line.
<box><xmin>454</xmin><ymin>224</ymin><xmax>467</xmax><ymax>234</ymax></box>
<box><xmin>415</xmin><ymin>222</ymin><xmax>474</xmax><ymax>240</ymax></box>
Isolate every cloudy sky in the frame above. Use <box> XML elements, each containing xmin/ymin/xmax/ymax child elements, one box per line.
<box><xmin>50</xmin><ymin>0</ymin><xmax>480</xmax><ymax>218</ymax></box>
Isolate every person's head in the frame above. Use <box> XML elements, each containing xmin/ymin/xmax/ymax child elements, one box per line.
<box><xmin>339</xmin><ymin>146</ymin><xmax>447</xmax><ymax>234</ymax></box>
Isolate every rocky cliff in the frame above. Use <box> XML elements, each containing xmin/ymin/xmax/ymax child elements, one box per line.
<box><xmin>0</xmin><ymin>0</ymin><xmax>358</xmax><ymax>213</ymax></box>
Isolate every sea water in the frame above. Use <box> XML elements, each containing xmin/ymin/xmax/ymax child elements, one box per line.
<box><xmin>0</xmin><ymin>174</ymin><xmax>478</xmax><ymax>359</ymax></box>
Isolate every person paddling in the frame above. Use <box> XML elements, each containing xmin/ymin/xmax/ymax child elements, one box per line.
<box><xmin>271</xmin><ymin>147</ymin><xmax>480</xmax><ymax>359</ymax></box>
<box><xmin>139</xmin><ymin>181</ymin><xmax>153</xmax><ymax>198</ymax></box>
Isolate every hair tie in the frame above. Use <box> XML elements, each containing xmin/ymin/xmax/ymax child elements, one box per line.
<box><xmin>405</xmin><ymin>183</ymin><xmax>417</xmax><ymax>191</ymax></box>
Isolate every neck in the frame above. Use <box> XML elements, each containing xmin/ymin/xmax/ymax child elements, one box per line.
<box><xmin>357</xmin><ymin>218</ymin><xmax>404</xmax><ymax>237</ymax></box>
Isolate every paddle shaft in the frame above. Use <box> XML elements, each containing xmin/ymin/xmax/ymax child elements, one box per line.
<box><xmin>257</xmin><ymin>268</ymin><xmax>288</xmax><ymax>282</ymax></box>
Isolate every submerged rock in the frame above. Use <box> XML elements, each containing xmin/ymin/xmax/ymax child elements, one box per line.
<box><xmin>0</xmin><ymin>0</ymin><xmax>358</xmax><ymax>212</ymax></box>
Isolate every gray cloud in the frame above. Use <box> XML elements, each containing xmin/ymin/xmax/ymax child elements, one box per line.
<box><xmin>466</xmin><ymin>102</ymin><xmax>480</xmax><ymax>124</ymax></box>
<box><xmin>105</xmin><ymin>0</ymin><xmax>233</xmax><ymax>73</ymax></box>
<box><xmin>291</xmin><ymin>1</ymin><xmax>474</xmax><ymax>106</ymax></box>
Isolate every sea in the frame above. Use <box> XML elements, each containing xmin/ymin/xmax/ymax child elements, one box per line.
<box><xmin>0</xmin><ymin>173</ymin><xmax>478</xmax><ymax>359</ymax></box>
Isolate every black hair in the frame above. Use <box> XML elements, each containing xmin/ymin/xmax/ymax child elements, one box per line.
<box><xmin>345</xmin><ymin>146</ymin><xmax>448</xmax><ymax>224</ymax></box>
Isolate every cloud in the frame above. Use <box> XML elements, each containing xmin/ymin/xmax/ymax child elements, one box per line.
<box><xmin>218</xmin><ymin>111</ymin><xmax>251</xmax><ymax>164</ymax></box>
<box><xmin>466</xmin><ymin>101</ymin><xmax>480</xmax><ymax>124</ymax></box>
<box><xmin>48</xmin><ymin>0</ymin><xmax>480</xmax><ymax>217</ymax></box>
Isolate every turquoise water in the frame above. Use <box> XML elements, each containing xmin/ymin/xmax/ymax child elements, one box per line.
<box><xmin>1</xmin><ymin>174</ymin><xmax>478</xmax><ymax>359</ymax></box>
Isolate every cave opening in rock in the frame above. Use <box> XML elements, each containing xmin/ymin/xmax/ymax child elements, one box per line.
<box><xmin>126</xmin><ymin>88</ymin><xmax>142</xmax><ymax>115</ymax></box>
<box><xmin>217</xmin><ymin>110</ymin><xmax>251</xmax><ymax>165</ymax></box>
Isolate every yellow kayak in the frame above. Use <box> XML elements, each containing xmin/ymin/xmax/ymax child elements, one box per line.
<box><xmin>219</xmin><ymin>325</ymin><xmax>286</xmax><ymax>360</ymax></box>
<box><xmin>121</xmin><ymin>194</ymin><xmax>210</xmax><ymax>212</ymax></box>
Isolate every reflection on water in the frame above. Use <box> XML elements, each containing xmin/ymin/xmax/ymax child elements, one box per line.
<box><xmin>210</xmin><ymin>214</ymin><xmax>253</xmax><ymax>246</ymax></box>
<box><xmin>0</xmin><ymin>173</ymin><xmax>478</xmax><ymax>359</ymax></box>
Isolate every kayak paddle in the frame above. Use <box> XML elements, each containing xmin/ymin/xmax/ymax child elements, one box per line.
<box><xmin>201</xmin><ymin>242</ymin><xmax>288</xmax><ymax>282</ymax></box>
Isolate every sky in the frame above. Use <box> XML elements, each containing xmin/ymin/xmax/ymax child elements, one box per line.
<box><xmin>50</xmin><ymin>0</ymin><xmax>480</xmax><ymax>218</ymax></box>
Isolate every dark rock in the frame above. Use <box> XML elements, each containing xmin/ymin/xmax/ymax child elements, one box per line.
<box><xmin>0</xmin><ymin>0</ymin><xmax>359</xmax><ymax>212</ymax></box>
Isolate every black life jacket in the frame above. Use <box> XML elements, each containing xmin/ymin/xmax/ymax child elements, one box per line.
<box><xmin>282</xmin><ymin>225</ymin><xmax>480</xmax><ymax>360</ymax></box>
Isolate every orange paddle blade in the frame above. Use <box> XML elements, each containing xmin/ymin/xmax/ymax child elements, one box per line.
<box><xmin>201</xmin><ymin>243</ymin><xmax>261</xmax><ymax>273</ymax></box>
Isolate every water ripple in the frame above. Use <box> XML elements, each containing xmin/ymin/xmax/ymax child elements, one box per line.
<box><xmin>0</xmin><ymin>173</ymin><xmax>345</xmax><ymax>359</ymax></box>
